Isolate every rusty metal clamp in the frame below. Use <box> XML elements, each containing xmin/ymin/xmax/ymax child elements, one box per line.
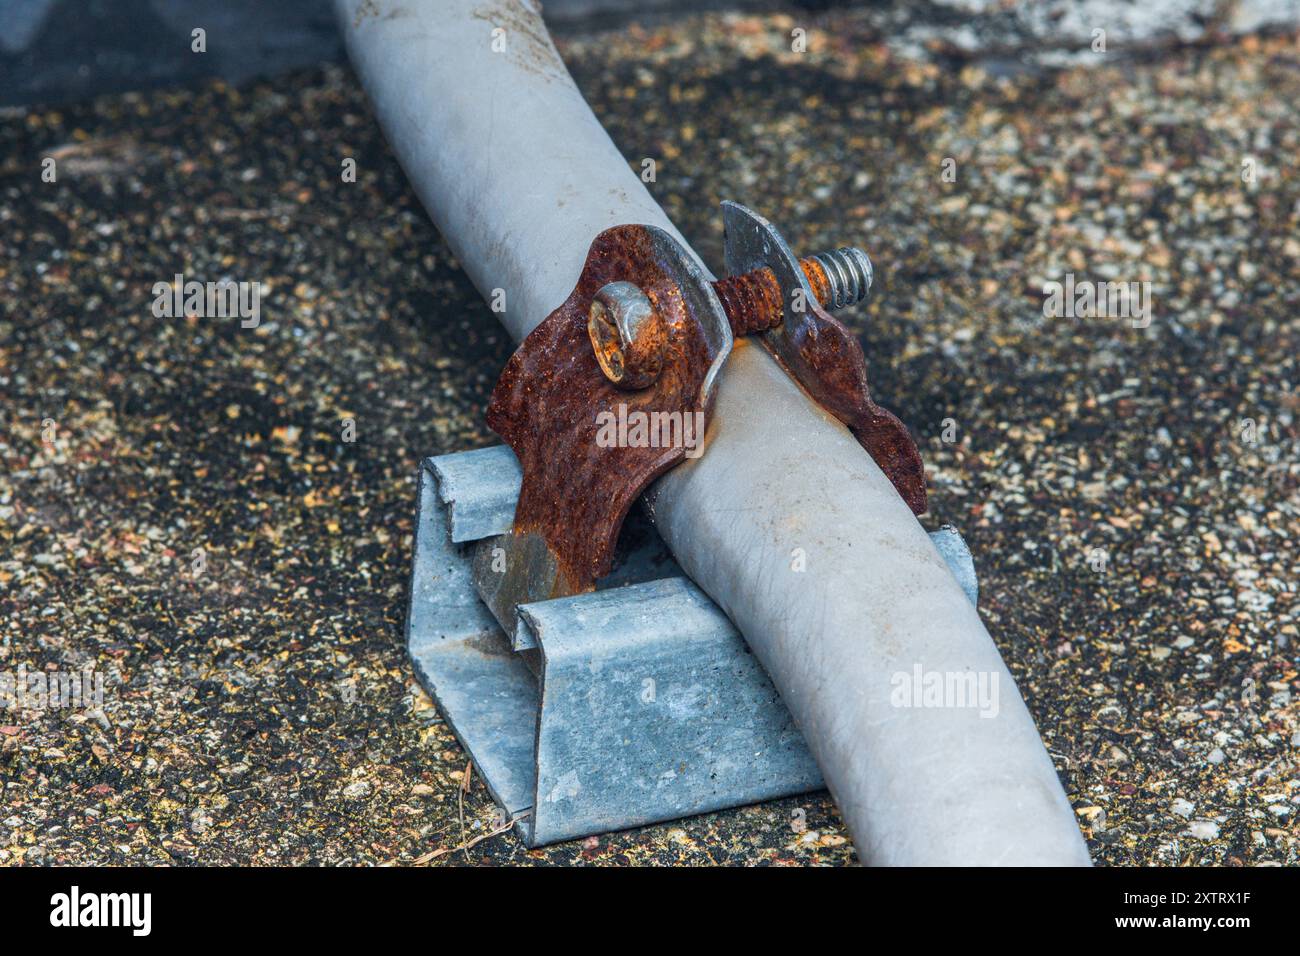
<box><xmin>478</xmin><ymin>202</ymin><xmax>926</xmax><ymax>630</ymax></box>
<box><xmin>720</xmin><ymin>202</ymin><xmax>926</xmax><ymax>515</ymax></box>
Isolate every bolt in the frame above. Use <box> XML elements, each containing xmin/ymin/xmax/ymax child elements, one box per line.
<box><xmin>587</xmin><ymin>281</ymin><xmax>668</xmax><ymax>390</ymax></box>
<box><xmin>714</xmin><ymin>248</ymin><xmax>874</xmax><ymax>335</ymax></box>
<box><xmin>588</xmin><ymin>247</ymin><xmax>873</xmax><ymax>388</ymax></box>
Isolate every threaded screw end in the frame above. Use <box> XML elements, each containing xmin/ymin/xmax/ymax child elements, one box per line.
<box><xmin>807</xmin><ymin>247</ymin><xmax>874</xmax><ymax>310</ymax></box>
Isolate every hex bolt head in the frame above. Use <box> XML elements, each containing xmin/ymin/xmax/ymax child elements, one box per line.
<box><xmin>587</xmin><ymin>281</ymin><xmax>667</xmax><ymax>390</ymax></box>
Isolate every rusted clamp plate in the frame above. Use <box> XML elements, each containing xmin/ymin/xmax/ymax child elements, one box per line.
<box><xmin>479</xmin><ymin>224</ymin><xmax>731</xmax><ymax>630</ymax></box>
<box><xmin>721</xmin><ymin>201</ymin><xmax>928</xmax><ymax>514</ymax></box>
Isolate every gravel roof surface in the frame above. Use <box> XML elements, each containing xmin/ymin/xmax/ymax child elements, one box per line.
<box><xmin>1</xmin><ymin>10</ymin><xmax>1297</xmax><ymax>865</ymax></box>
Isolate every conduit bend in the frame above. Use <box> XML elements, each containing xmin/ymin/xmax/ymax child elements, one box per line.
<box><xmin>335</xmin><ymin>0</ymin><xmax>1092</xmax><ymax>866</ymax></box>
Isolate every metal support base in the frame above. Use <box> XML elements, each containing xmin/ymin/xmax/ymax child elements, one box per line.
<box><xmin>406</xmin><ymin>445</ymin><xmax>978</xmax><ymax>847</ymax></box>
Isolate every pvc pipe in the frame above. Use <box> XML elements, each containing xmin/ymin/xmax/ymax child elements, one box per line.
<box><xmin>336</xmin><ymin>0</ymin><xmax>1091</xmax><ymax>865</ymax></box>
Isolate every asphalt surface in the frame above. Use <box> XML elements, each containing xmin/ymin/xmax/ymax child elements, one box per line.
<box><xmin>1</xmin><ymin>10</ymin><xmax>1297</xmax><ymax>865</ymax></box>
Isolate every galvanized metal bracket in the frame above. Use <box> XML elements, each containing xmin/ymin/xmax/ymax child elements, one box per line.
<box><xmin>408</xmin><ymin>444</ymin><xmax>978</xmax><ymax>847</ymax></box>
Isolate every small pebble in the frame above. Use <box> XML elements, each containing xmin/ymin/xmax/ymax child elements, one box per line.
<box><xmin>342</xmin><ymin>781</ymin><xmax>372</xmax><ymax>800</ymax></box>
<box><xmin>1185</xmin><ymin>820</ymin><xmax>1220</xmax><ymax>840</ymax></box>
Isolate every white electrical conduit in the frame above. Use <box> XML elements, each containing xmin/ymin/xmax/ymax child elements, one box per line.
<box><xmin>336</xmin><ymin>0</ymin><xmax>1091</xmax><ymax>865</ymax></box>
